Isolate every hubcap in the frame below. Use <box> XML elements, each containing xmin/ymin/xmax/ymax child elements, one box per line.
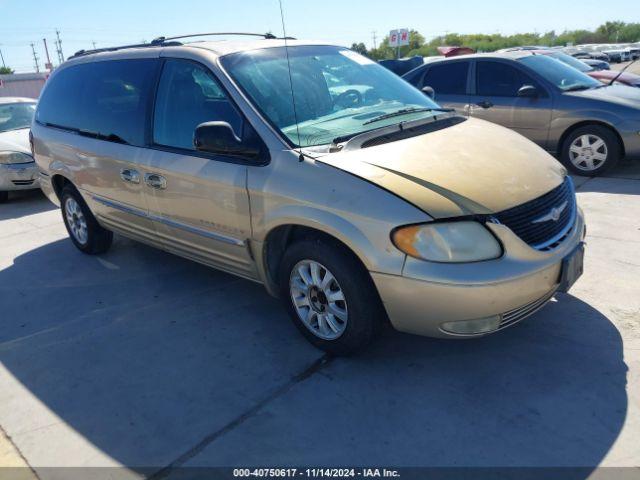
<box><xmin>65</xmin><ymin>197</ymin><xmax>88</xmax><ymax>245</ymax></box>
<box><xmin>569</xmin><ymin>134</ymin><xmax>608</xmax><ymax>171</ymax></box>
<box><xmin>289</xmin><ymin>260</ymin><xmax>348</xmax><ymax>340</ymax></box>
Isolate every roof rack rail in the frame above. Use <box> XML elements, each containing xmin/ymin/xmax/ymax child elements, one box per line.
<box><xmin>152</xmin><ymin>32</ymin><xmax>283</xmax><ymax>43</ymax></box>
<box><xmin>69</xmin><ymin>32</ymin><xmax>290</xmax><ymax>60</ymax></box>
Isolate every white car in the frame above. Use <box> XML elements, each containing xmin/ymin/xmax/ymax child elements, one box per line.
<box><xmin>0</xmin><ymin>97</ymin><xmax>39</xmax><ymax>202</ymax></box>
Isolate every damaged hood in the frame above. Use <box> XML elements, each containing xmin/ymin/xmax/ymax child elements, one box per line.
<box><xmin>318</xmin><ymin>118</ymin><xmax>566</xmax><ymax>218</ymax></box>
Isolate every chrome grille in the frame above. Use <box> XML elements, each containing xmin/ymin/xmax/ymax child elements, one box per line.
<box><xmin>493</xmin><ymin>177</ymin><xmax>576</xmax><ymax>251</ymax></box>
<box><xmin>499</xmin><ymin>289</ymin><xmax>556</xmax><ymax>330</ymax></box>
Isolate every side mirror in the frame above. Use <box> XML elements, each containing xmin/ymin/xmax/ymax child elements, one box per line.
<box><xmin>517</xmin><ymin>85</ymin><xmax>539</xmax><ymax>98</ymax></box>
<box><xmin>421</xmin><ymin>86</ymin><xmax>436</xmax><ymax>100</ymax></box>
<box><xmin>194</xmin><ymin>121</ymin><xmax>259</xmax><ymax>159</ymax></box>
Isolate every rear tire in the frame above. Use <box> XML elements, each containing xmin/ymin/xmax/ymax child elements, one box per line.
<box><xmin>279</xmin><ymin>238</ymin><xmax>384</xmax><ymax>356</ymax></box>
<box><xmin>0</xmin><ymin>191</ymin><xmax>8</xmax><ymax>203</ymax></box>
<box><xmin>561</xmin><ymin>125</ymin><xmax>620</xmax><ymax>177</ymax></box>
<box><xmin>61</xmin><ymin>185</ymin><xmax>112</xmax><ymax>254</ymax></box>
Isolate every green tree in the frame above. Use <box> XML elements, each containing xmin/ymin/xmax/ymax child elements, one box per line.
<box><xmin>350</xmin><ymin>42</ymin><xmax>368</xmax><ymax>56</ymax></box>
<box><xmin>0</xmin><ymin>66</ymin><xmax>14</xmax><ymax>74</ymax></box>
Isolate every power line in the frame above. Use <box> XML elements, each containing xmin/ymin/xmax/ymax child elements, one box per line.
<box><xmin>55</xmin><ymin>29</ymin><xmax>65</xmax><ymax>63</ymax></box>
<box><xmin>30</xmin><ymin>42</ymin><xmax>40</xmax><ymax>72</ymax></box>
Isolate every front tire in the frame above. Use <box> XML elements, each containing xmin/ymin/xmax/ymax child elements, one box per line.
<box><xmin>279</xmin><ymin>238</ymin><xmax>384</xmax><ymax>355</ymax></box>
<box><xmin>561</xmin><ymin>125</ymin><xmax>620</xmax><ymax>177</ymax></box>
<box><xmin>61</xmin><ymin>185</ymin><xmax>113</xmax><ymax>254</ymax></box>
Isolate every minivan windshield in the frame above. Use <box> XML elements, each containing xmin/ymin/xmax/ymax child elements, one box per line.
<box><xmin>0</xmin><ymin>102</ymin><xmax>36</xmax><ymax>133</ymax></box>
<box><xmin>221</xmin><ymin>45</ymin><xmax>444</xmax><ymax>148</ymax></box>
<box><xmin>519</xmin><ymin>55</ymin><xmax>601</xmax><ymax>92</ymax></box>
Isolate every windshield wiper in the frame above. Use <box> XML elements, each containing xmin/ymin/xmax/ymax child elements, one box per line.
<box><xmin>362</xmin><ymin>107</ymin><xmax>454</xmax><ymax>126</ymax></box>
<box><xmin>564</xmin><ymin>85</ymin><xmax>593</xmax><ymax>92</ymax></box>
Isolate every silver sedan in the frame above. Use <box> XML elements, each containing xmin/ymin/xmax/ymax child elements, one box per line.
<box><xmin>0</xmin><ymin>97</ymin><xmax>39</xmax><ymax>203</ymax></box>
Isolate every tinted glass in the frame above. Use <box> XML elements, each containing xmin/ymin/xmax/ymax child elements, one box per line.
<box><xmin>549</xmin><ymin>52</ymin><xmax>592</xmax><ymax>72</ymax></box>
<box><xmin>153</xmin><ymin>59</ymin><xmax>244</xmax><ymax>150</ymax></box>
<box><xmin>423</xmin><ymin>62</ymin><xmax>469</xmax><ymax>95</ymax></box>
<box><xmin>0</xmin><ymin>102</ymin><xmax>36</xmax><ymax>132</ymax></box>
<box><xmin>221</xmin><ymin>46</ymin><xmax>442</xmax><ymax>148</ymax></box>
<box><xmin>36</xmin><ymin>59</ymin><xmax>157</xmax><ymax>145</ymax></box>
<box><xmin>519</xmin><ymin>55</ymin><xmax>601</xmax><ymax>91</ymax></box>
<box><xmin>477</xmin><ymin>61</ymin><xmax>539</xmax><ymax>97</ymax></box>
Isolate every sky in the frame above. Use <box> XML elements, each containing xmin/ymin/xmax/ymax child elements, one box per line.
<box><xmin>1</xmin><ymin>0</ymin><xmax>639</xmax><ymax>72</ymax></box>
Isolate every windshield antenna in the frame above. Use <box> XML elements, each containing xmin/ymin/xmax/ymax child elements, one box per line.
<box><xmin>278</xmin><ymin>0</ymin><xmax>304</xmax><ymax>161</ymax></box>
<box><xmin>609</xmin><ymin>58</ymin><xmax>638</xmax><ymax>86</ymax></box>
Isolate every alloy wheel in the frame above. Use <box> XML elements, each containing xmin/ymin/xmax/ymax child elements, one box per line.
<box><xmin>289</xmin><ymin>260</ymin><xmax>348</xmax><ymax>340</ymax></box>
<box><xmin>65</xmin><ymin>197</ymin><xmax>88</xmax><ymax>245</ymax></box>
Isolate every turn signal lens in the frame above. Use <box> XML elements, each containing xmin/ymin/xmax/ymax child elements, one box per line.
<box><xmin>392</xmin><ymin>221</ymin><xmax>502</xmax><ymax>263</ymax></box>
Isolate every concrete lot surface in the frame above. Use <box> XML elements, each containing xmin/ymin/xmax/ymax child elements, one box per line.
<box><xmin>1</xmin><ymin>162</ymin><xmax>639</xmax><ymax>479</ymax></box>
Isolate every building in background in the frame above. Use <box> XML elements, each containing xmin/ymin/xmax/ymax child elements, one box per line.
<box><xmin>0</xmin><ymin>73</ymin><xmax>48</xmax><ymax>99</ymax></box>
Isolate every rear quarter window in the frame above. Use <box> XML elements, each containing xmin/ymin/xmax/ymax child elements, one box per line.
<box><xmin>36</xmin><ymin>59</ymin><xmax>158</xmax><ymax>146</ymax></box>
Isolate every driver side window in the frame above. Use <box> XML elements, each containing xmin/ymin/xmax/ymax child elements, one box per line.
<box><xmin>153</xmin><ymin>59</ymin><xmax>244</xmax><ymax>150</ymax></box>
<box><xmin>476</xmin><ymin>61</ymin><xmax>540</xmax><ymax>97</ymax></box>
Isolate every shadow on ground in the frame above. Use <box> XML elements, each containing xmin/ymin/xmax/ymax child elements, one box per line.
<box><xmin>0</xmin><ymin>189</ymin><xmax>56</xmax><ymax>221</ymax></box>
<box><xmin>0</xmin><ymin>234</ymin><xmax>629</xmax><ymax>476</ymax></box>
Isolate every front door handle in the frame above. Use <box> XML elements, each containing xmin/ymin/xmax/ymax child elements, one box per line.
<box><xmin>120</xmin><ymin>168</ymin><xmax>140</xmax><ymax>184</ymax></box>
<box><xmin>144</xmin><ymin>173</ymin><xmax>167</xmax><ymax>190</ymax></box>
<box><xmin>476</xmin><ymin>101</ymin><xmax>494</xmax><ymax>109</ymax></box>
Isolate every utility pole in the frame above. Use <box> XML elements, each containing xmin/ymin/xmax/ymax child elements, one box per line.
<box><xmin>92</xmin><ymin>41</ymin><xmax>97</xmax><ymax>50</ymax></box>
<box><xmin>42</xmin><ymin>38</ymin><xmax>53</xmax><ymax>71</ymax></box>
<box><xmin>55</xmin><ymin>29</ymin><xmax>64</xmax><ymax>63</ymax></box>
<box><xmin>30</xmin><ymin>42</ymin><xmax>40</xmax><ymax>72</ymax></box>
<box><xmin>372</xmin><ymin>31</ymin><xmax>377</xmax><ymax>49</ymax></box>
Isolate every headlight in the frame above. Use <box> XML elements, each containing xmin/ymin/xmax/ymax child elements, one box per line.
<box><xmin>0</xmin><ymin>151</ymin><xmax>33</xmax><ymax>165</ymax></box>
<box><xmin>392</xmin><ymin>221</ymin><xmax>502</xmax><ymax>263</ymax></box>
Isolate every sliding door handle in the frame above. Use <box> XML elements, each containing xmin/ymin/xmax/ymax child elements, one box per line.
<box><xmin>120</xmin><ymin>168</ymin><xmax>140</xmax><ymax>184</ymax></box>
<box><xmin>144</xmin><ymin>173</ymin><xmax>167</xmax><ymax>190</ymax></box>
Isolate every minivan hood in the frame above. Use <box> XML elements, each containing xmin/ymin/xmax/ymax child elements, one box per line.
<box><xmin>0</xmin><ymin>127</ymin><xmax>31</xmax><ymax>155</ymax></box>
<box><xmin>319</xmin><ymin>118</ymin><xmax>566</xmax><ymax>218</ymax></box>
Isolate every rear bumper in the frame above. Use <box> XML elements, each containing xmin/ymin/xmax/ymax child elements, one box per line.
<box><xmin>38</xmin><ymin>171</ymin><xmax>61</xmax><ymax>207</ymax></box>
<box><xmin>372</xmin><ymin>208</ymin><xmax>586</xmax><ymax>338</ymax></box>
<box><xmin>0</xmin><ymin>162</ymin><xmax>39</xmax><ymax>191</ymax></box>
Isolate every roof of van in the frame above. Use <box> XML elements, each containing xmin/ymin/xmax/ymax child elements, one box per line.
<box><xmin>68</xmin><ymin>38</ymin><xmax>336</xmax><ymax>62</ymax></box>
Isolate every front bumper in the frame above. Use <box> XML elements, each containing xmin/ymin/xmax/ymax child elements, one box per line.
<box><xmin>619</xmin><ymin>123</ymin><xmax>640</xmax><ymax>159</ymax></box>
<box><xmin>0</xmin><ymin>162</ymin><xmax>39</xmax><ymax>191</ymax></box>
<box><xmin>372</xmin><ymin>208</ymin><xmax>586</xmax><ymax>338</ymax></box>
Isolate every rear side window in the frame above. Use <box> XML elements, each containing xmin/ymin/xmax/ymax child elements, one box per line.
<box><xmin>476</xmin><ymin>61</ymin><xmax>538</xmax><ymax>97</ymax></box>
<box><xmin>422</xmin><ymin>62</ymin><xmax>469</xmax><ymax>95</ymax></box>
<box><xmin>36</xmin><ymin>59</ymin><xmax>157</xmax><ymax>146</ymax></box>
<box><xmin>153</xmin><ymin>59</ymin><xmax>244</xmax><ymax>151</ymax></box>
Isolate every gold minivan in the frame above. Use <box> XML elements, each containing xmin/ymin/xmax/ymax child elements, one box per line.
<box><xmin>32</xmin><ymin>36</ymin><xmax>586</xmax><ymax>354</ymax></box>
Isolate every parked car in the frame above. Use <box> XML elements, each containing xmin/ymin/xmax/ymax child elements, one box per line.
<box><xmin>571</xmin><ymin>50</ymin><xmax>610</xmax><ymax>62</ymax></box>
<box><xmin>378</xmin><ymin>56</ymin><xmax>424</xmax><ymax>76</ymax></box>
<box><xmin>581</xmin><ymin>58</ymin><xmax>610</xmax><ymax>70</ymax></box>
<box><xmin>0</xmin><ymin>97</ymin><xmax>39</xmax><ymax>203</ymax></box>
<box><xmin>403</xmin><ymin>51</ymin><xmax>640</xmax><ymax>176</ymax></box>
<box><xmin>33</xmin><ymin>37</ymin><xmax>586</xmax><ymax>354</ymax></box>
<box><xmin>601</xmin><ymin>48</ymin><xmax>631</xmax><ymax>63</ymax></box>
<box><xmin>534</xmin><ymin>50</ymin><xmax>640</xmax><ymax>88</ymax></box>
